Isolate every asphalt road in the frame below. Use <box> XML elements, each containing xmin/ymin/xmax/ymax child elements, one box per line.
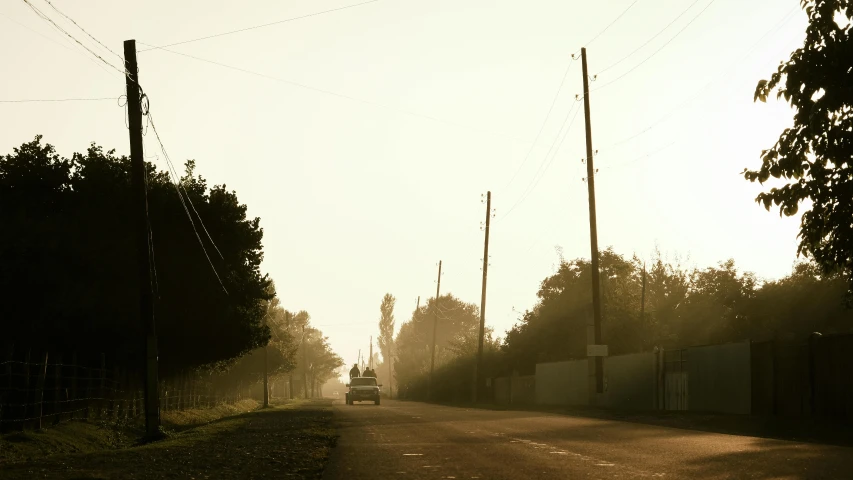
<box><xmin>323</xmin><ymin>399</ymin><xmax>853</xmax><ymax>479</ymax></box>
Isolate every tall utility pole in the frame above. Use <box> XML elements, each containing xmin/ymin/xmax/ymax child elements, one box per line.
<box><xmin>581</xmin><ymin>48</ymin><xmax>604</xmax><ymax>395</ymax></box>
<box><xmin>641</xmin><ymin>262</ymin><xmax>647</xmax><ymax>324</ymax></box>
<box><xmin>428</xmin><ymin>261</ymin><xmax>442</xmax><ymax>400</ymax></box>
<box><xmin>369</xmin><ymin>336</ymin><xmax>373</xmax><ymax>370</ymax></box>
<box><xmin>262</xmin><ymin>302</ymin><xmax>271</xmax><ymax>408</ymax></box>
<box><xmin>287</xmin><ymin>311</ymin><xmax>294</xmax><ymax>400</ymax></box>
<box><xmin>473</xmin><ymin>191</ymin><xmax>492</xmax><ymax>403</ymax></box>
<box><xmin>302</xmin><ymin>324</ymin><xmax>308</xmax><ymax>398</ymax></box>
<box><xmin>124</xmin><ymin>39</ymin><xmax>160</xmax><ymax>438</ymax></box>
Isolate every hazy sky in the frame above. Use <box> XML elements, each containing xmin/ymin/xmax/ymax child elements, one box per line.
<box><xmin>1</xmin><ymin>0</ymin><xmax>808</xmax><ymax>372</ymax></box>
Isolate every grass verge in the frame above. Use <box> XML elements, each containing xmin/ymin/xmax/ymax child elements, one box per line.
<box><xmin>0</xmin><ymin>398</ymin><xmax>336</xmax><ymax>479</ymax></box>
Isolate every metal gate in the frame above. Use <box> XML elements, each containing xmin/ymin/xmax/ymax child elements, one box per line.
<box><xmin>664</xmin><ymin>349</ymin><xmax>688</xmax><ymax>411</ymax></box>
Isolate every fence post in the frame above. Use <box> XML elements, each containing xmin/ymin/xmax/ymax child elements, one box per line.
<box><xmin>2</xmin><ymin>345</ymin><xmax>13</xmax><ymax>428</ymax></box>
<box><xmin>36</xmin><ymin>352</ymin><xmax>48</xmax><ymax>430</ymax></box>
<box><xmin>53</xmin><ymin>353</ymin><xmax>63</xmax><ymax>425</ymax></box>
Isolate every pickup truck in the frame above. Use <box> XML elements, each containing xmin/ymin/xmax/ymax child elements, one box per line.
<box><xmin>345</xmin><ymin>377</ymin><xmax>382</xmax><ymax>405</ymax></box>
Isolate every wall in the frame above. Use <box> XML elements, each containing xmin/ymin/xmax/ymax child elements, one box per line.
<box><xmin>511</xmin><ymin>375</ymin><xmax>536</xmax><ymax>405</ymax></box>
<box><xmin>535</xmin><ymin>360</ymin><xmax>588</xmax><ymax>406</ymax></box>
<box><xmin>601</xmin><ymin>352</ymin><xmax>657</xmax><ymax>410</ymax></box>
<box><xmin>494</xmin><ymin>377</ymin><xmax>510</xmax><ymax>405</ymax></box>
<box><xmin>687</xmin><ymin>341</ymin><xmax>752</xmax><ymax>414</ymax></box>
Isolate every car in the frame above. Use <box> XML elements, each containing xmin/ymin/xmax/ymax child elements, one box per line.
<box><xmin>345</xmin><ymin>376</ymin><xmax>382</xmax><ymax>405</ymax></box>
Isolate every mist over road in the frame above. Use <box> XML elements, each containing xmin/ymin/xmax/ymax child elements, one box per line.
<box><xmin>323</xmin><ymin>399</ymin><xmax>852</xmax><ymax>479</ymax></box>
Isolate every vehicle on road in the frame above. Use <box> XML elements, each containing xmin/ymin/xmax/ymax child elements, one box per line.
<box><xmin>345</xmin><ymin>376</ymin><xmax>382</xmax><ymax>405</ymax></box>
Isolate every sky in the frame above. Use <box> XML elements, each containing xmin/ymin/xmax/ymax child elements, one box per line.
<box><xmin>1</xmin><ymin>0</ymin><xmax>809</xmax><ymax>372</ymax></box>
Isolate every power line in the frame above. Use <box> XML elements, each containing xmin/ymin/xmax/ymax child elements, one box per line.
<box><xmin>0</xmin><ymin>97</ymin><xmax>116</xmax><ymax>103</ymax></box>
<box><xmin>147</xmin><ymin>111</ymin><xmax>228</xmax><ymax>294</ymax></box>
<box><xmin>0</xmin><ymin>11</ymin><xmax>117</xmax><ymax>78</ymax></box>
<box><xmin>498</xmin><ymin>100</ymin><xmax>583</xmax><ymax>223</ymax></box>
<box><xmin>501</xmin><ymin>56</ymin><xmax>577</xmax><ymax>192</ymax></box>
<box><xmin>140</xmin><ymin>0</ymin><xmax>382</xmax><ymax>52</ymax></box>
<box><xmin>596</xmin><ymin>0</ymin><xmax>703</xmax><ymax>75</ymax></box>
<box><xmin>20</xmin><ymin>0</ymin><xmax>125</xmax><ymax>76</ymax></box>
<box><xmin>591</xmin><ymin>0</ymin><xmax>719</xmax><ymax>93</ymax></box>
<box><xmin>40</xmin><ymin>0</ymin><xmax>123</xmax><ymax>61</ymax></box>
<box><xmin>575</xmin><ymin>0</ymin><xmax>642</xmax><ymax>53</ymax></box>
<box><xmin>136</xmin><ymin>42</ymin><xmax>525</xmax><ymax>142</ymax></box>
<box><xmin>600</xmin><ymin>4</ymin><xmax>799</xmax><ymax>150</ymax></box>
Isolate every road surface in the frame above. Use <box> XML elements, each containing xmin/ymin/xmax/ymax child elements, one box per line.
<box><xmin>323</xmin><ymin>399</ymin><xmax>853</xmax><ymax>479</ymax></box>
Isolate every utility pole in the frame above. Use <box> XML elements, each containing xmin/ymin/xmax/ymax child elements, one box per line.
<box><xmin>369</xmin><ymin>336</ymin><xmax>373</xmax><ymax>370</ymax></box>
<box><xmin>124</xmin><ymin>39</ymin><xmax>160</xmax><ymax>438</ymax></box>
<box><xmin>641</xmin><ymin>262</ymin><xmax>647</xmax><ymax>324</ymax></box>
<box><xmin>262</xmin><ymin>302</ymin><xmax>271</xmax><ymax>408</ymax></box>
<box><xmin>474</xmin><ymin>192</ymin><xmax>492</xmax><ymax>403</ymax></box>
<box><xmin>428</xmin><ymin>260</ymin><xmax>442</xmax><ymax>400</ymax></box>
<box><xmin>286</xmin><ymin>311</ymin><xmax>294</xmax><ymax>400</ymax></box>
<box><xmin>302</xmin><ymin>324</ymin><xmax>308</xmax><ymax>398</ymax></box>
<box><xmin>581</xmin><ymin>47</ymin><xmax>604</xmax><ymax>395</ymax></box>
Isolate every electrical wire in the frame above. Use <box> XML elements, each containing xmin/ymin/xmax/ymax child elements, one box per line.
<box><xmin>591</xmin><ymin>0</ymin><xmax>719</xmax><ymax>93</ymax></box>
<box><xmin>596</xmin><ymin>0</ymin><xmax>703</xmax><ymax>75</ymax></box>
<box><xmin>147</xmin><ymin>111</ymin><xmax>228</xmax><ymax>294</ymax></box>
<box><xmin>600</xmin><ymin>141</ymin><xmax>677</xmax><ymax>171</ymax></box>
<box><xmin>501</xmin><ymin>56</ymin><xmax>576</xmax><ymax>192</ymax></box>
<box><xmin>0</xmin><ymin>11</ymin><xmax>118</xmax><ymax>79</ymax></box>
<box><xmin>20</xmin><ymin>0</ymin><xmax>125</xmax><ymax>76</ymax></box>
<box><xmin>601</xmin><ymin>4</ymin><xmax>799</xmax><ymax>149</ymax></box>
<box><xmin>498</xmin><ymin>100</ymin><xmax>583</xmax><ymax>223</ymax></box>
<box><xmin>140</xmin><ymin>0</ymin><xmax>382</xmax><ymax>52</ymax></box>
<box><xmin>0</xmin><ymin>97</ymin><xmax>116</xmax><ymax>103</ymax></box>
<box><xmin>40</xmin><ymin>0</ymin><xmax>123</xmax><ymax>61</ymax></box>
<box><xmin>135</xmin><ymin>42</ymin><xmax>524</xmax><ymax>142</ymax></box>
<box><xmin>575</xmin><ymin>0</ymin><xmax>642</xmax><ymax>53</ymax></box>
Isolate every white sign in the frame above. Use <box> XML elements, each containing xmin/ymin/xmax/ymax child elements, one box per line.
<box><xmin>587</xmin><ymin>344</ymin><xmax>609</xmax><ymax>357</ymax></box>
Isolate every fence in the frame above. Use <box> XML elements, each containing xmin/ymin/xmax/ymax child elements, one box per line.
<box><xmin>0</xmin><ymin>347</ymin><xmax>251</xmax><ymax>432</ymax></box>
<box><xmin>493</xmin><ymin>374</ymin><xmax>535</xmax><ymax>406</ymax></box>
<box><xmin>519</xmin><ymin>335</ymin><xmax>853</xmax><ymax>419</ymax></box>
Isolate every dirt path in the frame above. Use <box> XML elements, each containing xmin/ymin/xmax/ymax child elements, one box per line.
<box><xmin>0</xmin><ymin>399</ymin><xmax>336</xmax><ymax>479</ymax></box>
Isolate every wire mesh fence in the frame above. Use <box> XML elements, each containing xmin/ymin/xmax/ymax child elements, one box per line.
<box><xmin>0</xmin><ymin>347</ymin><xmax>252</xmax><ymax>432</ymax></box>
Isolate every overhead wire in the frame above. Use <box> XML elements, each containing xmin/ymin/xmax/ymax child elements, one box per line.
<box><xmin>140</xmin><ymin>0</ymin><xmax>382</xmax><ymax>52</ymax></box>
<box><xmin>498</xmin><ymin>99</ymin><xmax>584</xmax><ymax>223</ymax></box>
<box><xmin>0</xmin><ymin>11</ymin><xmax>117</xmax><ymax>78</ymax></box>
<box><xmin>501</xmin><ymin>56</ymin><xmax>577</xmax><ymax>192</ymax></box>
<box><xmin>596</xmin><ymin>0</ymin><xmax>704</xmax><ymax>75</ymax></box>
<box><xmin>591</xmin><ymin>0</ymin><xmax>719</xmax><ymax>93</ymax></box>
<box><xmin>0</xmin><ymin>97</ymin><xmax>116</xmax><ymax>103</ymax></box>
<box><xmin>20</xmin><ymin>0</ymin><xmax>126</xmax><ymax>77</ymax></box>
<box><xmin>39</xmin><ymin>0</ymin><xmax>123</xmax><ymax>61</ymax></box>
<box><xmin>135</xmin><ymin>42</ymin><xmax>524</xmax><ymax>143</ymax></box>
<box><xmin>147</xmin><ymin>111</ymin><xmax>228</xmax><ymax>293</ymax></box>
<box><xmin>574</xmin><ymin>0</ymin><xmax>642</xmax><ymax>54</ymax></box>
<box><xmin>600</xmin><ymin>4</ymin><xmax>799</xmax><ymax>150</ymax></box>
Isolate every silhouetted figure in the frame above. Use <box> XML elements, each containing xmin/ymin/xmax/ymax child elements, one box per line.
<box><xmin>349</xmin><ymin>363</ymin><xmax>360</xmax><ymax>379</ymax></box>
<box><xmin>363</xmin><ymin>367</ymin><xmax>376</xmax><ymax>378</ymax></box>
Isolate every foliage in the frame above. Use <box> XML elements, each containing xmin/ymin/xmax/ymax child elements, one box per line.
<box><xmin>377</xmin><ymin>293</ymin><xmax>396</xmax><ymax>388</ymax></box>
<box><xmin>0</xmin><ymin>136</ymin><xmax>272</xmax><ymax>375</ymax></box>
<box><xmin>747</xmin><ymin>0</ymin><xmax>853</xmax><ymax>295</ymax></box>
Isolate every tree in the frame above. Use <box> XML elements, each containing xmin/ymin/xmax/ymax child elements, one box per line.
<box><xmin>0</xmin><ymin>136</ymin><xmax>272</xmax><ymax>376</ymax></box>
<box><xmin>377</xmin><ymin>293</ymin><xmax>396</xmax><ymax>397</ymax></box>
<box><xmin>747</xmin><ymin>1</ymin><xmax>853</xmax><ymax>296</ymax></box>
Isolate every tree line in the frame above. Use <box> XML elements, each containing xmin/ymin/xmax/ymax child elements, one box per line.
<box><xmin>0</xmin><ymin>136</ymin><xmax>339</xmax><ymax>399</ymax></box>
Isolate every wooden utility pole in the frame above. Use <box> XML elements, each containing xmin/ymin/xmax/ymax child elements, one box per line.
<box><xmin>302</xmin><ymin>324</ymin><xmax>308</xmax><ymax>398</ymax></box>
<box><xmin>263</xmin><ymin>303</ymin><xmax>271</xmax><ymax>408</ymax></box>
<box><xmin>641</xmin><ymin>262</ymin><xmax>647</xmax><ymax>324</ymax></box>
<box><xmin>287</xmin><ymin>311</ymin><xmax>294</xmax><ymax>400</ymax></box>
<box><xmin>369</xmin><ymin>336</ymin><xmax>373</xmax><ymax>370</ymax></box>
<box><xmin>581</xmin><ymin>47</ymin><xmax>604</xmax><ymax>395</ymax></box>
<box><xmin>473</xmin><ymin>192</ymin><xmax>492</xmax><ymax>403</ymax></box>
<box><xmin>428</xmin><ymin>261</ymin><xmax>442</xmax><ymax>400</ymax></box>
<box><xmin>124</xmin><ymin>39</ymin><xmax>161</xmax><ymax>437</ymax></box>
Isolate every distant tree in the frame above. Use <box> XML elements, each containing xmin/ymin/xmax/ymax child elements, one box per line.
<box><xmin>377</xmin><ymin>293</ymin><xmax>396</xmax><ymax>395</ymax></box>
<box><xmin>747</xmin><ymin>1</ymin><xmax>853</xmax><ymax>298</ymax></box>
